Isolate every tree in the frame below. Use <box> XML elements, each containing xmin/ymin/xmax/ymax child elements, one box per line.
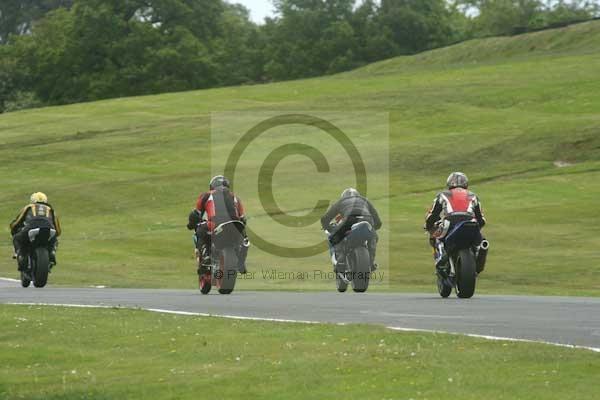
<box><xmin>0</xmin><ymin>46</ymin><xmax>16</xmax><ymax>112</ymax></box>
<box><xmin>457</xmin><ymin>0</ymin><xmax>598</xmax><ymax>37</ymax></box>
<box><xmin>212</xmin><ymin>3</ymin><xmax>266</xmax><ymax>85</ymax></box>
<box><xmin>263</xmin><ymin>0</ymin><xmax>358</xmax><ymax>80</ymax></box>
<box><xmin>5</xmin><ymin>0</ymin><xmax>243</xmax><ymax>105</ymax></box>
<box><xmin>378</xmin><ymin>0</ymin><xmax>457</xmax><ymax>54</ymax></box>
<box><xmin>4</xmin><ymin>0</ymin><xmax>598</xmax><ymax>111</ymax></box>
<box><xmin>0</xmin><ymin>0</ymin><xmax>73</xmax><ymax>44</ymax></box>
<box><xmin>474</xmin><ymin>0</ymin><xmax>543</xmax><ymax>35</ymax></box>
<box><xmin>544</xmin><ymin>0</ymin><xmax>600</xmax><ymax>27</ymax></box>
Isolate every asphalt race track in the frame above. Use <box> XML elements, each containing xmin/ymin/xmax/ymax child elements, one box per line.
<box><xmin>1</xmin><ymin>279</ymin><xmax>599</xmax><ymax>351</ymax></box>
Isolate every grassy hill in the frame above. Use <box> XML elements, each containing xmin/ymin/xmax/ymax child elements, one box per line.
<box><xmin>1</xmin><ymin>21</ymin><xmax>599</xmax><ymax>295</ymax></box>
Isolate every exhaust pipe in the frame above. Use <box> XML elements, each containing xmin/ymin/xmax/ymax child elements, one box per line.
<box><xmin>476</xmin><ymin>240</ymin><xmax>489</xmax><ymax>274</ymax></box>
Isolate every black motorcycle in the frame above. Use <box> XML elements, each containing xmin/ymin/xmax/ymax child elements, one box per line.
<box><xmin>330</xmin><ymin>220</ymin><xmax>374</xmax><ymax>293</ymax></box>
<box><xmin>197</xmin><ymin>221</ymin><xmax>246</xmax><ymax>295</ymax></box>
<box><xmin>19</xmin><ymin>227</ymin><xmax>56</xmax><ymax>288</ymax></box>
<box><xmin>436</xmin><ymin>216</ymin><xmax>488</xmax><ymax>299</ymax></box>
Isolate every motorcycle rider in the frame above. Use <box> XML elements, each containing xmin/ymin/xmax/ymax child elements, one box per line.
<box><xmin>187</xmin><ymin>175</ymin><xmax>249</xmax><ymax>275</ymax></box>
<box><xmin>10</xmin><ymin>192</ymin><xmax>62</xmax><ymax>271</ymax></box>
<box><xmin>424</xmin><ymin>172</ymin><xmax>488</xmax><ymax>274</ymax></box>
<box><xmin>321</xmin><ymin>188</ymin><xmax>381</xmax><ymax>271</ymax></box>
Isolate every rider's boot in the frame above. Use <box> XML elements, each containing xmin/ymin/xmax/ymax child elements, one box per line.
<box><xmin>328</xmin><ymin>241</ymin><xmax>338</xmax><ymax>272</ymax></box>
<box><xmin>331</xmin><ymin>243</ymin><xmax>346</xmax><ymax>273</ymax></box>
<box><xmin>434</xmin><ymin>240</ymin><xmax>448</xmax><ymax>269</ymax></box>
<box><xmin>434</xmin><ymin>241</ymin><xmax>450</xmax><ymax>279</ymax></box>
<box><xmin>368</xmin><ymin>235</ymin><xmax>378</xmax><ymax>272</ymax></box>
<box><xmin>435</xmin><ymin>254</ymin><xmax>449</xmax><ymax>270</ymax></box>
<box><xmin>13</xmin><ymin>234</ymin><xmax>29</xmax><ymax>272</ymax></box>
<box><xmin>15</xmin><ymin>249</ymin><xmax>27</xmax><ymax>272</ymax></box>
<box><xmin>201</xmin><ymin>246</ymin><xmax>211</xmax><ymax>266</ymax></box>
<box><xmin>435</xmin><ymin>253</ymin><xmax>450</xmax><ymax>286</ymax></box>
<box><xmin>331</xmin><ymin>251</ymin><xmax>338</xmax><ymax>272</ymax></box>
<box><xmin>197</xmin><ymin>246</ymin><xmax>211</xmax><ymax>275</ymax></box>
<box><xmin>49</xmin><ymin>248</ymin><xmax>57</xmax><ymax>270</ymax></box>
<box><xmin>368</xmin><ymin>247</ymin><xmax>377</xmax><ymax>271</ymax></box>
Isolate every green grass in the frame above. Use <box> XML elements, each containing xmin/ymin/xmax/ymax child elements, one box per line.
<box><xmin>1</xmin><ymin>21</ymin><xmax>599</xmax><ymax>294</ymax></box>
<box><xmin>1</xmin><ymin>305</ymin><xmax>598</xmax><ymax>399</ymax></box>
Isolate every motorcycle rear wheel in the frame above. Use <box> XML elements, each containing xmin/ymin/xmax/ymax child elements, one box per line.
<box><xmin>217</xmin><ymin>247</ymin><xmax>237</xmax><ymax>295</ymax></box>
<box><xmin>456</xmin><ymin>249</ymin><xmax>476</xmax><ymax>298</ymax></box>
<box><xmin>350</xmin><ymin>247</ymin><xmax>370</xmax><ymax>293</ymax></box>
<box><xmin>33</xmin><ymin>248</ymin><xmax>49</xmax><ymax>288</ymax></box>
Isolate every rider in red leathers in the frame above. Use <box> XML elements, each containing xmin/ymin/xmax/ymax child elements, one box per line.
<box><xmin>425</xmin><ymin>172</ymin><xmax>488</xmax><ymax>274</ymax></box>
<box><xmin>187</xmin><ymin>176</ymin><xmax>249</xmax><ymax>276</ymax></box>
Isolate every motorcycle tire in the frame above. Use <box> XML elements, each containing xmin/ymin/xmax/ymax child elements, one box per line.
<box><xmin>218</xmin><ymin>247</ymin><xmax>238</xmax><ymax>295</ymax></box>
<box><xmin>33</xmin><ymin>248</ymin><xmax>49</xmax><ymax>288</ymax></box>
<box><xmin>350</xmin><ymin>247</ymin><xmax>370</xmax><ymax>293</ymax></box>
<box><xmin>456</xmin><ymin>249</ymin><xmax>476</xmax><ymax>299</ymax></box>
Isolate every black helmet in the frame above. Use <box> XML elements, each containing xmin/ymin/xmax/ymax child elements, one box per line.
<box><xmin>209</xmin><ymin>175</ymin><xmax>230</xmax><ymax>190</ymax></box>
<box><xmin>340</xmin><ymin>188</ymin><xmax>360</xmax><ymax>199</ymax></box>
<box><xmin>446</xmin><ymin>172</ymin><xmax>468</xmax><ymax>189</ymax></box>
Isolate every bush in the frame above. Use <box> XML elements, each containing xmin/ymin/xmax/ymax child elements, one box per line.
<box><xmin>3</xmin><ymin>91</ymin><xmax>43</xmax><ymax>113</ymax></box>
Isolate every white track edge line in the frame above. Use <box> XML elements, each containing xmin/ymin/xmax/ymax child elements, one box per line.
<box><xmin>7</xmin><ymin>303</ymin><xmax>322</xmax><ymax>325</ymax></box>
<box><xmin>387</xmin><ymin>326</ymin><xmax>600</xmax><ymax>353</ymax></box>
<box><xmin>146</xmin><ymin>308</ymin><xmax>320</xmax><ymax>324</ymax></box>
<box><xmin>0</xmin><ymin>277</ymin><xmax>21</xmax><ymax>283</ymax></box>
<box><xmin>6</xmin><ymin>302</ymin><xmax>600</xmax><ymax>353</ymax></box>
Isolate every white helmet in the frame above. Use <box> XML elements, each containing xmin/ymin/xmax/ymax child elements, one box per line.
<box><xmin>446</xmin><ymin>172</ymin><xmax>468</xmax><ymax>189</ymax></box>
<box><xmin>340</xmin><ymin>188</ymin><xmax>360</xmax><ymax>199</ymax></box>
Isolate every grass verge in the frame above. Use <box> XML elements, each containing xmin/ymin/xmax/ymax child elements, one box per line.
<box><xmin>0</xmin><ymin>305</ymin><xmax>599</xmax><ymax>399</ymax></box>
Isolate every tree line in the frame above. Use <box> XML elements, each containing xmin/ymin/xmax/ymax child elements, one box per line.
<box><xmin>1</xmin><ymin>0</ymin><xmax>598</xmax><ymax>112</ymax></box>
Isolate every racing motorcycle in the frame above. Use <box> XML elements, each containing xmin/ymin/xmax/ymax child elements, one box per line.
<box><xmin>19</xmin><ymin>226</ymin><xmax>56</xmax><ymax>288</ymax></box>
<box><xmin>435</xmin><ymin>215</ymin><xmax>488</xmax><ymax>299</ymax></box>
<box><xmin>328</xmin><ymin>219</ymin><xmax>375</xmax><ymax>293</ymax></box>
<box><xmin>195</xmin><ymin>221</ymin><xmax>247</xmax><ymax>295</ymax></box>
